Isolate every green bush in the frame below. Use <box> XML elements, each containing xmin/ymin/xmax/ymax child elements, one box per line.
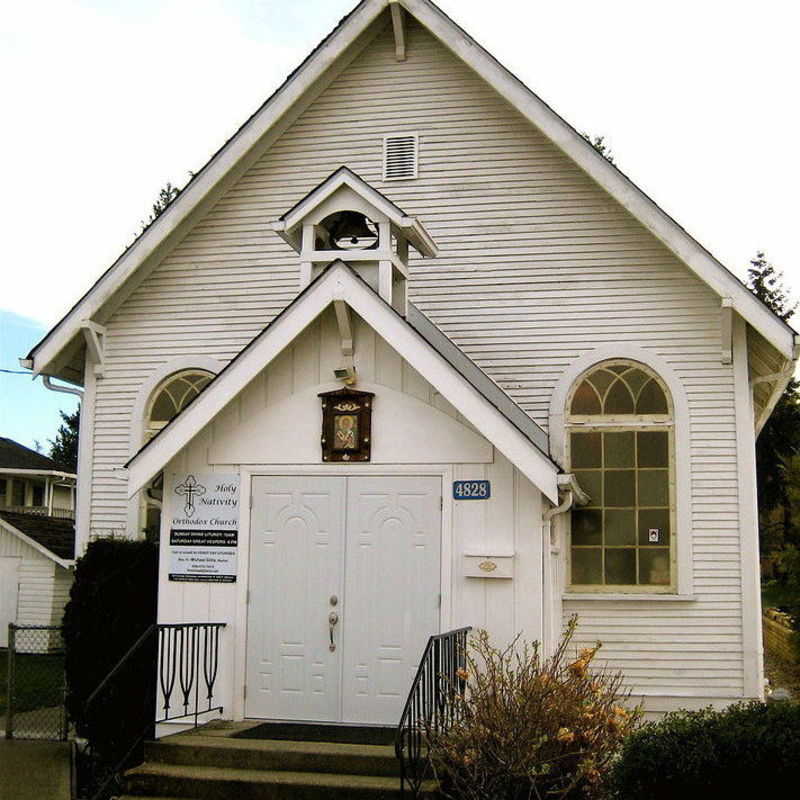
<box><xmin>428</xmin><ymin>616</ymin><xmax>640</xmax><ymax>800</ymax></box>
<box><xmin>611</xmin><ymin>700</ymin><xmax>800</xmax><ymax>799</ymax></box>
<box><xmin>62</xmin><ymin>539</ymin><xmax>158</xmax><ymax>759</ymax></box>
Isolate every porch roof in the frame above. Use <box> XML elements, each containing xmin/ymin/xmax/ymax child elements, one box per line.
<box><xmin>125</xmin><ymin>260</ymin><xmax>559</xmax><ymax>503</ymax></box>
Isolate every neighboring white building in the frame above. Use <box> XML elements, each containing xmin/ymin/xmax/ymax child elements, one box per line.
<box><xmin>0</xmin><ymin>439</ymin><xmax>76</xmax><ymax>646</ymax></box>
<box><xmin>22</xmin><ymin>0</ymin><xmax>797</xmax><ymax>722</ymax></box>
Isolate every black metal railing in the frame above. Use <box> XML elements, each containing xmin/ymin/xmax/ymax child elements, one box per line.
<box><xmin>77</xmin><ymin>621</ymin><xmax>225</xmax><ymax>800</ymax></box>
<box><xmin>395</xmin><ymin>627</ymin><xmax>471</xmax><ymax>798</ymax></box>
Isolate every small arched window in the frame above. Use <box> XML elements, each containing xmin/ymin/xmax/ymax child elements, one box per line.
<box><xmin>144</xmin><ymin>370</ymin><xmax>213</xmax><ymax>441</ymax></box>
<box><xmin>567</xmin><ymin>361</ymin><xmax>675</xmax><ymax>591</ymax></box>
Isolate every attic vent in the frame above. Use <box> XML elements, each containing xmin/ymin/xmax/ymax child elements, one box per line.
<box><xmin>383</xmin><ymin>134</ymin><xmax>418</xmax><ymax>180</ymax></box>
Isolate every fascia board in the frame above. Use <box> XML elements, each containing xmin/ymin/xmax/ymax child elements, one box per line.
<box><xmin>127</xmin><ymin>262</ymin><xmax>558</xmax><ymax>502</ymax></box>
<box><xmin>402</xmin><ymin>0</ymin><xmax>796</xmax><ymax>360</ymax></box>
<box><xmin>27</xmin><ymin>0</ymin><xmax>389</xmax><ymax>377</ymax></box>
<box><xmin>0</xmin><ymin>468</ymin><xmax>77</xmax><ymax>480</ymax></box>
<box><xmin>0</xmin><ymin>518</ymin><xmax>73</xmax><ymax>568</ymax></box>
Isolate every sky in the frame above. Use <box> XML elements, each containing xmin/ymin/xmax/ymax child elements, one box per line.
<box><xmin>1</xmin><ymin>0</ymin><xmax>799</xmax><ymax>449</ymax></box>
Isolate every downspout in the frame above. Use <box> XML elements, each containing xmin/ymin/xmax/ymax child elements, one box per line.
<box><xmin>542</xmin><ymin>475</ymin><xmax>590</xmax><ymax>656</ymax></box>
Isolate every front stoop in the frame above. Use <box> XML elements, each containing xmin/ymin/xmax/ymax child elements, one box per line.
<box><xmin>120</xmin><ymin>721</ymin><xmax>437</xmax><ymax>799</ymax></box>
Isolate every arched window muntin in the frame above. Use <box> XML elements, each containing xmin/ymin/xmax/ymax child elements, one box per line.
<box><xmin>566</xmin><ymin>359</ymin><xmax>676</xmax><ymax>593</ymax></box>
<box><xmin>144</xmin><ymin>370</ymin><xmax>214</xmax><ymax>442</ymax></box>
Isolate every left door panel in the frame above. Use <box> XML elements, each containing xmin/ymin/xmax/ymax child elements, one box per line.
<box><xmin>246</xmin><ymin>476</ymin><xmax>345</xmax><ymax>721</ymax></box>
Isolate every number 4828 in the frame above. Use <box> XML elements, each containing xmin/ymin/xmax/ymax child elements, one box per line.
<box><xmin>453</xmin><ymin>480</ymin><xmax>491</xmax><ymax>499</ymax></box>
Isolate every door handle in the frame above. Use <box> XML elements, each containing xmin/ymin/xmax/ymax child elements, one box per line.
<box><xmin>328</xmin><ymin>611</ymin><xmax>339</xmax><ymax>651</ymax></box>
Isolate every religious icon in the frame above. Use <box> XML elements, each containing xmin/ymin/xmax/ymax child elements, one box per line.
<box><xmin>334</xmin><ymin>414</ymin><xmax>358</xmax><ymax>450</ymax></box>
<box><xmin>319</xmin><ymin>388</ymin><xmax>374</xmax><ymax>462</ymax></box>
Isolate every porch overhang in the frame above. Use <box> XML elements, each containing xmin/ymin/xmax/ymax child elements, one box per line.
<box><xmin>125</xmin><ymin>261</ymin><xmax>559</xmax><ymax>503</ymax></box>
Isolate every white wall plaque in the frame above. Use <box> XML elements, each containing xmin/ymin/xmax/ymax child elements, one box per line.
<box><xmin>169</xmin><ymin>473</ymin><xmax>240</xmax><ymax>582</ymax></box>
<box><xmin>463</xmin><ymin>553</ymin><xmax>514</xmax><ymax>579</ymax></box>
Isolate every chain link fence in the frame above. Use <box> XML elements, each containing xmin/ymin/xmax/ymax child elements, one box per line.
<box><xmin>4</xmin><ymin>624</ymin><xmax>67</xmax><ymax>740</ymax></box>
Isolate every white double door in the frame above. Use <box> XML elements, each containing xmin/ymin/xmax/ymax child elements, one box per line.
<box><xmin>246</xmin><ymin>475</ymin><xmax>441</xmax><ymax>725</ymax></box>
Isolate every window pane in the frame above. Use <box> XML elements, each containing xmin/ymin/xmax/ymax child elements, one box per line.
<box><xmin>32</xmin><ymin>484</ymin><xmax>44</xmax><ymax>506</ymax></box>
<box><xmin>636</xmin><ymin>379</ymin><xmax>668</xmax><ymax>414</ymax></box>
<box><xmin>638</xmin><ymin>509</ymin><xmax>670</xmax><ymax>546</ymax></box>
<box><xmin>622</xmin><ymin>368</ymin><xmax>649</xmax><ymax>398</ymax></box>
<box><xmin>605</xmin><ymin>470</ymin><xmax>635</xmax><ymax>507</ymax></box>
<box><xmin>638</xmin><ymin>470</ymin><xmax>669</xmax><ymax>506</ymax></box>
<box><xmin>572</xmin><ymin>548</ymin><xmax>602</xmax><ymax>584</ymax></box>
<box><xmin>605</xmin><ymin>549</ymin><xmax>636</xmax><ymax>584</ymax></box>
<box><xmin>151</xmin><ymin>391</ymin><xmax>177</xmax><ymax>422</ymax></box>
<box><xmin>572</xmin><ymin>509</ymin><xmax>602</xmax><ymax>545</ymax></box>
<box><xmin>639</xmin><ymin>549</ymin><xmax>671</xmax><ymax>585</ymax></box>
<box><xmin>588</xmin><ymin>369</ymin><xmax>616</xmax><ymax>397</ymax></box>
<box><xmin>605</xmin><ymin>509</ymin><xmax>636</xmax><ymax>545</ymax></box>
<box><xmin>571</xmin><ymin>381</ymin><xmax>601</xmax><ymax>415</ymax></box>
<box><xmin>604</xmin><ymin>379</ymin><xmax>634</xmax><ymax>414</ymax></box>
<box><xmin>604</xmin><ymin>431</ymin><xmax>635</xmax><ymax>468</ymax></box>
<box><xmin>571</xmin><ymin>432</ymin><xmax>602</xmax><ymax>468</ymax></box>
<box><xmin>638</xmin><ymin>431</ymin><xmax>668</xmax><ymax>467</ymax></box>
<box><xmin>607</xmin><ymin>365</ymin><xmax>628</xmax><ymax>375</ymax></box>
<box><xmin>574</xmin><ymin>471</ymin><xmax>602</xmax><ymax>507</ymax></box>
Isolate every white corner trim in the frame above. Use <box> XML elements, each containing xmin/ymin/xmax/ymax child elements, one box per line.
<box><xmin>0</xmin><ymin>517</ymin><xmax>73</xmax><ymax>569</ymax></box>
<box><xmin>548</xmin><ymin>345</ymin><xmax>693</xmax><ymax>596</ymax></box>
<box><xmin>126</xmin><ymin>263</ymin><xmax>559</xmax><ymax>502</ymax></box>
<box><xmin>129</xmin><ymin>356</ymin><xmax>225</xmax><ymax>458</ymax></box>
<box><xmin>732</xmin><ymin>316</ymin><xmax>765</xmax><ymax>699</ymax></box>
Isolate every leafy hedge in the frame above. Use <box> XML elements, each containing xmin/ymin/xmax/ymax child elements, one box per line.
<box><xmin>610</xmin><ymin>700</ymin><xmax>800</xmax><ymax>799</ymax></box>
<box><xmin>62</xmin><ymin>539</ymin><xmax>158</xmax><ymax>759</ymax></box>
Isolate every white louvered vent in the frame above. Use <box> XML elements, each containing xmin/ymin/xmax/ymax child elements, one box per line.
<box><xmin>383</xmin><ymin>134</ymin><xmax>418</xmax><ymax>180</ymax></box>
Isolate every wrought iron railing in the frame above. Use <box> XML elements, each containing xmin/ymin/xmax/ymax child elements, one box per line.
<box><xmin>76</xmin><ymin>621</ymin><xmax>225</xmax><ymax>800</ymax></box>
<box><xmin>395</xmin><ymin>626</ymin><xmax>471</xmax><ymax>798</ymax></box>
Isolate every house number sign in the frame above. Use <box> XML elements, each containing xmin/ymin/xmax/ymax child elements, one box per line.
<box><xmin>453</xmin><ymin>480</ymin><xmax>491</xmax><ymax>499</ymax></box>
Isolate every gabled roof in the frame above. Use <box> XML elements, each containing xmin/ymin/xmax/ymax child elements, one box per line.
<box><xmin>272</xmin><ymin>166</ymin><xmax>438</xmax><ymax>257</ymax></box>
<box><xmin>25</xmin><ymin>0</ymin><xmax>797</xmax><ymax>383</ymax></box>
<box><xmin>125</xmin><ymin>260</ymin><xmax>559</xmax><ymax>502</ymax></box>
<box><xmin>0</xmin><ymin>438</ymin><xmax>61</xmax><ymax>471</ymax></box>
<box><xmin>0</xmin><ymin>511</ymin><xmax>75</xmax><ymax>566</ymax></box>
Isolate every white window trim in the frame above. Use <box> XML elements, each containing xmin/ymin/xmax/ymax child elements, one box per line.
<box><xmin>549</xmin><ymin>346</ymin><xmax>693</xmax><ymax>597</ymax></box>
<box><xmin>126</xmin><ymin>356</ymin><xmax>224</xmax><ymax>538</ymax></box>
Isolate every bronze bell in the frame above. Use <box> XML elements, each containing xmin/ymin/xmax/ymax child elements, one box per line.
<box><xmin>321</xmin><ymin>211</ymin><xmax>378</xmax><ymax>249</ymax></box>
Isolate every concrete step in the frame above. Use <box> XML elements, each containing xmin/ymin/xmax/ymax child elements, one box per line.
<box><xmin>124</xmin><ymin>762</ymin><xmax>435</xmax><ymax>799</ymax></box>
<box><xmin>145</xmin><ymin>734</ymin><xmax>401</xmax><ymax>777</ymax></box>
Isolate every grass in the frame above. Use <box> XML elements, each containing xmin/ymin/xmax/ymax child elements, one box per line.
<box><xmin>0</xmin><ymin>649</ymin><xmax>65</xmax><ymax>716</ymax></box>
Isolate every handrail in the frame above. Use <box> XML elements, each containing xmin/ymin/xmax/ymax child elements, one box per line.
<box><xmin>395</xmin><ymin>626</ymin><xmax>471</xmax><ymax>798</ymax></box>
<box><xmin>77</xmin><ymin>621</ymin><xmax>226</xmax><ymax>800</ymax></box>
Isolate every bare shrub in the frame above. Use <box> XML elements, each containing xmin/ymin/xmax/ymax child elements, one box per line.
<box><xmin>427</xmin><ymin>615</ymin><xmax>640</xmax><ymax>800</ymax></box>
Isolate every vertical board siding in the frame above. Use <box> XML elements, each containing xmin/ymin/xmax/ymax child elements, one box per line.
<box><xmin>91</xmin><ymin>15</ymin><xmax>749</xmax><ymax>702</ymax></box>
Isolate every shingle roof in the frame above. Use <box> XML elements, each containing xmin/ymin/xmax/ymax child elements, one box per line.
<box><xmin>0</xmin><ymin>510</ymin><xmax>75</xmax><ymax>561</ymax></box>
<box><xmin>0</xmin><ymin>438</ymin><xmax>63</xmax><ymax>471</ymax></box>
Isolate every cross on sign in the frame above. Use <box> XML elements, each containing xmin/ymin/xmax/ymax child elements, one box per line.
<box><xmin>174</xmin><ymin>475</ymin><xmax>207</xmax><ymax>518</ymax></box>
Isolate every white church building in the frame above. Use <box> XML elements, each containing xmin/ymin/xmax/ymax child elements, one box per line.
<box><xmin>23</xmin><ymin>0</ymin><xmax>796</xmax><ymax>726</ymax></box>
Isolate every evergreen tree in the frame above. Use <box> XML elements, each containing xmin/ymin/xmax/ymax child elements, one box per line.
<box><xmin>582</xmin><ymin>133</ymin><xmax>615</xmax><ymax>165</ymax></box>
<box><xmin>49</xmin><ymin>407</ymin><xmax>80</xmax><ymax>472</ymax></box>
<box><xmin>140</xmin><ymin>182</ymin><xmax>181</xmax><ymax>232</ymax></box>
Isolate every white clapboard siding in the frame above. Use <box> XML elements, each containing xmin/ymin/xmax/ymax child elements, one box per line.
<box><xmin>90</xmin><ymin>17</ymin><xmax>753</xmax><ymax>701</ymax></box>
<box><xmin>0</xmin><ymin>526</ymin><xmax>72</xmax><ymax>628</ymax></box>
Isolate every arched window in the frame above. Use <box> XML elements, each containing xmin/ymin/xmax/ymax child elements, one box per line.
<box><xmin>144</xmin><ymin>370</ymin><xmax>213</xmax><ymax>442</ymax></box>
<box><xmin>567</xmin><ymin>360</ymin><xmax>675</xmax><ymax>591</ymax></box>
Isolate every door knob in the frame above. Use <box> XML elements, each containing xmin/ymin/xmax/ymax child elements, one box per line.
<box><xmin>328</xmin><ymin>611</ymin><xmax>339</xmax><ymax>651</ymax></box>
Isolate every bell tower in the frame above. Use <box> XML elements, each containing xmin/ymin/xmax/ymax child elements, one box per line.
<box><xmin>271</xmin><ymin>167</ymin><xmax>437</xmax><ymax>316</ymax></box>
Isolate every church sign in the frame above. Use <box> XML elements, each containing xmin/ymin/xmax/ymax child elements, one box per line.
<box><xmin>168</xmin><ymin>473</ymin><xmax>240</xmax><ymax>583</ymax></box>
